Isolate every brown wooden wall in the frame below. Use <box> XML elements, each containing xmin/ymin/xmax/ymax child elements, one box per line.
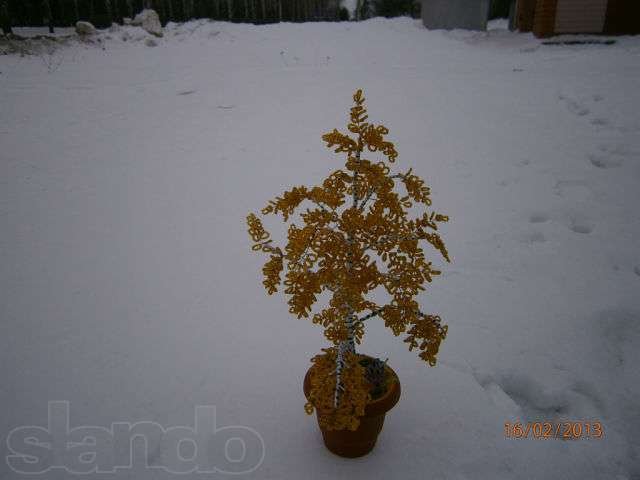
<box><xmin>604</xmin><ymin>0</ymin><xmax>640</xmax><ymax>34</ymax></box>
<box><xmin>554</xmin><ymin>0</ymin><xmax>607</xmax><ymax>34</ymax></box>
<box><xmin>528</xmin><ymin>0</ymin><xmax>640</xmax><ymax>37</ymax></box>
<box><xmin>529</xmin><ymin>0</ymin><xmax>640</xmax><ymax>37</ymax></box>
<box><xmin>532</xmin><ymin>0</ymin><xmax>558</xmax><ymax>37</ymax></box>
<box><xmin>516</xmin><ymin>0</ymin><xmax>537</xmax><ymax>32</ymax></box>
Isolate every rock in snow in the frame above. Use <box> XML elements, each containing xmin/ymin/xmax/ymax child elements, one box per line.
<box><xmin>75</xmin><ymin>21</ymin><xmax>97</xmax><ymax>36</ymax></box>
<box><xmin>132</xmin><ymin>9</ymin><xmax>163</xmax><ymax>37</ymax></box>
<box><xmin>144</xmin><ymin>37</ymin><xmax>157</xmax><ymax>47</ymax></box>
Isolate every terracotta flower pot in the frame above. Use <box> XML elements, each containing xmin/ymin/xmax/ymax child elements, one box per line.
<box><xmin>303</xmin><ymin>356</ymin><xmax>401</xmax><ymax>458</ymax></box>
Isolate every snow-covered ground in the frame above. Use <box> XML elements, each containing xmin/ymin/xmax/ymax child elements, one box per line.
<box><xmin>2</xmin><ymin>17</ymin><xmax>640</xmax><ymax>479</ymax></box>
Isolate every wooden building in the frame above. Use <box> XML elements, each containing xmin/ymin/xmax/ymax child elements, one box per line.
<box><xmin>513</xmin><ymin>0</ymin><xmax>640</xmax><ymax>37</ymax></box>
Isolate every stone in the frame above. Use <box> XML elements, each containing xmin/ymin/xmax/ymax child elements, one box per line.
<box><xmin>75</xmin><ymin>21</ymin><xmax>97</xmax><ymax>36</ymax></box>
<box><xmin>132</xmin><ymin>9</ymin><xmax>163</xmax><ymax>37</ymax></box>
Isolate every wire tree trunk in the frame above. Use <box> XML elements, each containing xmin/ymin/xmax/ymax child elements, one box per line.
<box><xmin>332</xmin><ymin>134</ymin><xmax>362</xmax><ymax>407</ymax></box>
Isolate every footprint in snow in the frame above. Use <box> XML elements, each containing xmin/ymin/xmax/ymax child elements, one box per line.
<box><xmin>529</xmin><ymin>212</ymin><xmax>549</xmax><ymax>224</ymax></box>
<box><xmin>590</xmin><ymin>117</ymin><xmax>609</xmax><ymax>126</ymax></box>
<box><xmin>595</xmin><ymin>307</ymin><xmax>640</xmax><ymax>368</ymax></box>
<box><xmin>520</xmin><ymin>231</ymin><xmax>546</xmax><ymax>244</ymax></box>
<box><xmin>563</xmin><ymin>210</ymin><xmax>594</xmax><ymax>234</ymax></box>
<box><xmin>553</xmin><ymin>180</ymin><xmax>594</xmax><ymax>202</ymax></box>
<box><xmin>569</xmin><ymin>222</ymin><xmax>593</xmax><ymax>234</ymax></box>
<box><xmin>588</xmin><ymin>144</ymin><xmax>630</xmax><ymax>169</ymax></box>
<box><xmin>566</xmin><ymin>99</ymin><xmax>590</xmax><ymax>116</ymax></box>
<box><xmin>472</xmin><ymin>370</ymin><xmax>604</xmax><ymax>422</ymax></box>
<box><xmin>558</xmin><ymin>94</ymin><xmax>590</xmax><ymax>116</ymax></box>
<box><xmin>558</xmin><ymin>93</ymin><xmax>612</xmax><ymax>127</ymax></box>
<box><xmin>498</xmin><ymin>176</ymin><xmax>520</xmax><ymax>187</ymax></box>
<box><xmin>634</xmin><ymin>266</ymin><xmax>640</xmax><ymax>277</ymax></box>
<box><xmin>589</xmin><ymin>154</ymin><xmax>623</xmax><ymax>169</ymax></box>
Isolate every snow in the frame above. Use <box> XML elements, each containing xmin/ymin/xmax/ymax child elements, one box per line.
<box><xmin>2</xmin><ymin>17</ymin><xmax>640</xmax><ymax>479</ymax></box>
<box><xmin>10</xmin><ymin>26</ymin><xmax>78</xmax><ymax>38</ymax></box>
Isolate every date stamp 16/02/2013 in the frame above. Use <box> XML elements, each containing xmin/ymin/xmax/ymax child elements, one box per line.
<box><xmin>504</xmin><ymin>421</ymin><xmax>604</xmax><ymax>439</ymax></box>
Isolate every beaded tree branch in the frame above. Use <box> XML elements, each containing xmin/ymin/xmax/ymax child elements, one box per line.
<box><xmin>246</xmin><ymin>89</ymin><xmax>450</xmax><ymax>431</ymax></box>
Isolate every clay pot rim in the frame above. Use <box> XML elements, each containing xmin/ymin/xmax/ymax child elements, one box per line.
<box><xmin>303</xmin><ymin>355</ymin><xmax>401</xmax><ymax>418</ymax></box>
<box><xmin>363</xmin><ymin>367</ymin><xmax>400</xmax><ymax>416</ymax></box>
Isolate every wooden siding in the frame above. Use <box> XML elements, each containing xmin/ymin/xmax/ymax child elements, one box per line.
<box><xmin>554</xmin><ymin>0</ymin><xmax>607</xmax><ymax>33</ymax></box>
<box><xmin>532</xmin><ymin>0</ymin><xmax>558</xmax><ymax>37</ymax></box>
<box><xmin>516</xmin><ymin>0</ymin><xmax>537</xmax><ymax>32</ymax></box>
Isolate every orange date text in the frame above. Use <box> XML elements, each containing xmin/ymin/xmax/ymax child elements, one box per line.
<box><xmin>504</xmin><ymin>421</ymin><xmax>603</xmax><ymax>439</ymax></box>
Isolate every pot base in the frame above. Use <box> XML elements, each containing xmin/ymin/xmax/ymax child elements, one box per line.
<box><xmin>319</xmin><ymin>414</ymin><xmax>385</xmax><ymax>457</ymax></box>
<box><xmin>303</xmin><ymin>356</ymin><xmax>401</xmax><ymax>458</ymax></box>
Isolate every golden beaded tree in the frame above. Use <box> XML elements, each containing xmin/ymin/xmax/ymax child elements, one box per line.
<box><xmin>246</xmin><ymin>89</ymin><xmax>450</xmax><ymax>431</ymax></box>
